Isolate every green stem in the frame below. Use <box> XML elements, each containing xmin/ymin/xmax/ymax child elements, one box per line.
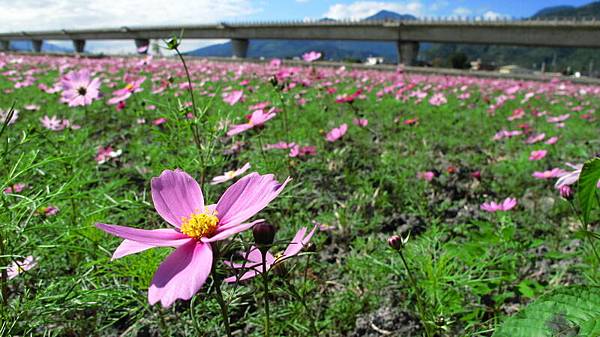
<box><xmin>261</xmin><ymin>251</ymin><xmax>271</xmax><ymax>337</ymax></box>
<box><xmin>397</xmin><ymin>249</ymin><xmax>432</xmax><ymax>337</ymax></box>
<box><xmin>214</xmin><ymin>280</ymin><xmax>232</xmax><ymax>337</ymax></box>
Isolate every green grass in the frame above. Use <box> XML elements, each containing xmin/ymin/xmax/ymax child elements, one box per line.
<box><xmin>0</xmin><ymin>54</ymin><xmax>599</xmax><ymax>336</ymax></box>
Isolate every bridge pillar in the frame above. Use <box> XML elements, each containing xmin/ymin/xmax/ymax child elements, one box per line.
<box><xmin>396</xmin><ymin>41</ymin><xmax>419</xmax><ymax>66</ymax></box>
<box><xmin>0</xmin><ymin>40</ymin><xmax>10</xmax><ymax>51</ymax></box>
<box><xmin>231</xmin><ymin>38</ymin><xmax>249</xmax><ymax>58</ymax></box>
<box><xmin>135</xmin><ymin>38</ymin><xmax>150</xmax><ymax>54</ymax></box>
<box><xmin>32</xmin><ymin>40</ymin><xmax>43</xmax><ymax>52</ymax></box>
<box><xmin>73</xmin><ymin>39</ymin><xmax>85</xmax><ymax>53</ymax></box>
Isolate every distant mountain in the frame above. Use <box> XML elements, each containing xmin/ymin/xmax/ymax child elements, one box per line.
<box><xmin>532</xmin><ymin>1</ymin><xmax>600</xmax><ymax>18</ymax></box>
<box><xmin>532</xmin><ymin>5</ymin><xmax>575</xmax><ymax>18</ymax></box>
<box><xmin>186</xmin><ymin>10</ymin><xmax>415</xmax><ymax>62</ymax></box>
<box><xmin>363</xmin><ymin>10</ymin><xmax>416</xmax><ymax>21</ymax></box>
<box><xmin>9</xmin><ymin>40</ymin><xmax>72</xmax><ymax>53</ymax></box>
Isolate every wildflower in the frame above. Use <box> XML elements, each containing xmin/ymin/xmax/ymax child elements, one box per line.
<box><xmin>388</xmin><ymin>234</ymin><xmax>409</xmax><ymax>250</ymax></box>
<box><xmin>429</xmin><ymin>93</ymin><xmax>447</xmax><ymax>106</ymax></box>
<box><xmin>325</xmin><ymin>124</ymin><xmax>348</xmax><ymax>142</ymax></box>
<box><xmin>222</xmin><ymin>90</ymin><xmax>244</xmax><ymax>106</ymax></box>
<box><xmin>95</xmin><ymin>145</ymin><xmax>122</xmax><ymax>164</ymax></box>
<box><xmin>525</xmin><ymin>133</ymin><xmax>545</xmax><ymax>144</ymax></box>
<box><xmin>227</xmin><ymin>109</ymin><xmax>276</xmax><ymax>136</ymax></box>
<box><xmin>558</xmin><ymin>185</ymin><xmax>573</xmax><ymax>199</ymax></box>
<box><xmin>533</xmin><ymin>168</ymin><xmax>566</xmax><ymax>180</ymax></box>
<box><xmin>3</xmin><ymin>183</ymin><xmax>27</xmax><ymax>194</ymax></box>
<box><xmin>210</xmin><ymin>163</ymin><xmax>251</xmax><ymax>185</ymax></box>
<box><xmin>24</xmin><ymin>104</ymin><xmax>40</xmax><ymax>111</ymax></box>
<box><xmin>153</xmin><ymin>117</ymin><xmax>167</xmax><ymax>126</ymax></box>
<box><xmin>353</xmin><ymin>118</ymin><xmax>368</xmax><ymax>127</ymax></box>
<box><xmin>417</xmin><ymin>171</ymin><xmax>435</xmax><ymax>181</ymax></box>
<box><xmin>545</xmin><ymin>136</ymin><xmax>559</xmax><ymax>145</ymax></box>
<box><xmin>289</xmin><ymin>145</ymin><xmax>316</xmax><ymax>158</ymax></box>
<box><xmin>529</xmin><ymin>150</ymin><xmax>547</xmax><ymax>161</ymax></box>
<box><xmin>225</xmin><ymin>224</ymin><xmax>316</xmax><ymax>282</ymax></box>
<box><xmin>480</xmin><ymin>197</ymin><xmax>517</xmax><ymax>212</ymax></box>
<box><xmin>60</xmin><ymin>69</ymin><xmax>101</xmax><ymax>106</ymax></box>
<box><xmin>302</xmin><ymin>51</ymin><xmax>321</xmax><ymax>62</ymax></box>
<box><xmin>107</xmin><ymin>77</ymin><xmax>145</xmax><ymax>105</ymax></box>
<box><xmin>553</xmin><ymin>163</ymin><xmax>599</xmax><ymax>189</ymax></box>
<box><xmin>96</xmin><ymin>169</ymin><xmax>290</xmax><ymax>307</ymax></box>
<box><xmin>6</xmin><ymin>256</ymin><xmax>37</xmax><ymax>280</ymax></box>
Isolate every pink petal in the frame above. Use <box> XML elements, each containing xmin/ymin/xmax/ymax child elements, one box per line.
<box><xmin>151</xmin><ymin>169</ymin><xmax>204</xmax><ymax>228</ymax></box>
<box><xmin>215</xmin><ymin>173</ymin><xmax>290</xmax><ymax>229</ymax></box>
<box><xmin>283</xmin><ymin>224</ymin><xmax>317</xmax><ymax>258</ymax></box>
<box><xmin>110</xmin><ymin>228</ymin><xmax>192</xmax><ymax>260</ymax></box>
<box><xmin>96</xmin><ymin>223</ymin><xmax>191</xmax><ymax>246</ymax></box>
<box><xmin>148</xmin><ymin>241</ymin><xmax>212</xmax><ymax>307</ymax></box>
<box><xmin>202</xmin><ymin>219</ymin><xmax>264</xmax><ymax>243</ymax></box>
<box><xmin>224</xmin><ymin>269</ymin><xmax>258</xmax><ymax>283</ymax></box>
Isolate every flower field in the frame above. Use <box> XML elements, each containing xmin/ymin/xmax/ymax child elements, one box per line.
<box><xmin>1</xmin><ymin>51</ymin><xmax>599</xmax><ymax>336</ymax></box>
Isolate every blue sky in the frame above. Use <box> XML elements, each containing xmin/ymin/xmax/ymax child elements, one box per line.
<box><xmin>0</xmin><ymin>0</ymin><xmax>594</xmax><ymax>53</ymax></box>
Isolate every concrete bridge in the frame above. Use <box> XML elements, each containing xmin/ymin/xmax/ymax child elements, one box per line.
<box><xmin>1</xmin><ymin>19</ymin><xmax>599</xmax><ymax>65</ymax></box>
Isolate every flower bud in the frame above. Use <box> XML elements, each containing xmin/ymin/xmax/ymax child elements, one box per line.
<box><xmin>388</xmin><ymin>235</ymin><xmax>403</xmax><ymax>251</ymax></box>
<box><xmin>558</xmin><ymin>185</ymin><xmax>573</xmax><ymax>200</ymax></box>
<box><xmin>253</xmin><ymin>222</ymin><xmax>276</xmax><ymax>252</ymax></box>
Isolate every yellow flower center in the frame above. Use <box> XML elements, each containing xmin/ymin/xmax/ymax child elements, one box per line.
<box><xmin>180</xmin><ymin>209</ymin><xmax>219</xmax><ymax>239</ymax></box>
<box><xmin>225</xmin><ymin>170</ymin><xmax>236</xmax><ymax>178</ymax></box>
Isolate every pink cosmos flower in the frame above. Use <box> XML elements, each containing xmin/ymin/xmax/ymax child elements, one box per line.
<box><xmin>429</xmin><ymin>93</ymin><xmax>447</xmax><ymax>106</ymax></box>
<box><xmin>529</xmin><ymin>150</ymin><xmax>547</xmax><ymax>161</ymax></box>
<box><xmin>417</xmin><ymin>171</ymin><xmax>435</xmax><ymax>181</ymax></box>
<box><xmin>210</xmin><ymin>163</ymin><xmax>251</xmax><ymax>185</ymax></box>
<box><xmin>289</xmin><ymin>145</ymin><xmax>316</xmax><ymax>158</ymax></box>
<box><xmin>40</xmin><ymin>115</ymin><xmax>79</xmax><ymax>131</ymax></box>
<box><xmin>107</xmin><ymin>77</ymin><xmax>145</xmax><ymax>105</ymax></box>
<box><xmin>60</xmin><ymin>69</ymin><xmax>101</xmax><ymax>107</ymax></box>
<box><xmin>302</xmin><ymin>51</ymin><xmax>322</xmax><ymax>62</ymax></box>
<box><xmin>153</xmin><ymin>117</ymin><xmax>167</xmax><ymax>126</ymax></box>
<box><xmin>545</xmin><ymin>136</ymin><xmax>559</xmax><ymax>145</ymax></box>
<box><xmin>554</xmin><ymin>163</ymin><xmax>585</xmax><ymax>189</ymax></box>
<box><xmin>507</xmin><ymin>108</ymin><xmax>525</xmax><ymax>121</ymax></box>
<box><xmin>525</xmin><ymin>133</ymin><xmax>545</xmax><ymax>144</ymax></box>
<box><xmin>24</xmin><ymin>104</ymin><xmax>40</xmax><ymax>111</ymax></box>
<box><xmin>227</xmin><ymin>109</ymin><xmax>276</xmax><ymax>136</ymax></box>
<box><xmin>547</xmin><ymin>114</ymin><xmax>570</xmax><ymax>123</ymax></box>
<box><xmin>41</xmin><ymin>205</ymin><xmax>59</xmax><ymax>216</ymax></box>
<box><xmin>6</xmin><ymin>256</ymin><xmax>37</xmax><ymax>280</ymax></box>
<box><xmin>558</xmin><ymin>185</ymin><xmax>572</xmax><ymax>199</ymax></box>
<box><xmin>493</xmin><ymin>129</ymin><xmax>522</xmax><ymax>141</ymax></box>
<box><xmin>265</xmin><ymin>141</ymin><xmax>295</xmax><ymax>150</ymax></box>
<box><xmin>96</xmin><ymin>169</ymin><xmax>290</xmax><ymax>307</ymax></box>
<box><xmin>533</xmin><ymin>168</ymin><xmax>567</xmax><ymax>180</ymax></box>
<box><xmin>95</xmin><ymin>146</ymin><xmax>122</xmax><ymax>164</ymax></box>
<box><xmin>224</xmin><ymin>224</ymin><xmax>317</xmax><ymax>283</ymax></box>
<box><xmin>353</xmin><ymin>118</ymin><xmax>368</xmax><ymax>127</ymax></box>
<box><xmin>480</xmin><ymin>197</ymin><xmax>517</xmax><ymax>212</ymax></box>
<box><xmin>222</xmin><ymin>90</ymin><xmax>244</xmax><ymax>106</ymax></box>
<box><xmin>325</xmin><ymin>124</ymin><xmax>348</xmax><ymax>142</ymax></box>
<box><xmin>3</xmin><ymin>183</ymin><xmax>27</xmax><ymax>194</ymax></box>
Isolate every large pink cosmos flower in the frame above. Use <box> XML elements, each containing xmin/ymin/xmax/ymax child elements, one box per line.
<box><xmin>224</xmin><ymin>224</ymin><xmax>316</xmax><ymax>283</ymax></box>
<box><xmin>60</xmin><ymin>69</ymin><xmax>101</xmax><ymax>107</ymax></box>
<box><xmin>227</xmin><ymin>109</ymin><xmax>276</xmax><ymax>136</ymax></box>
<box><xmin>96</xmin><ymin>169</ymin><xmax>290</xmax><ymax>307</ymax></box>
<box><xmin>528</xmin><ymin>150</ymin><xmax>547</xmax><ymax>161</ymax></box>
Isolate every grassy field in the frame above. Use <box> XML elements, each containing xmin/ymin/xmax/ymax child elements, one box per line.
<box><xmin>0</xmin><ymin>51</ymin><xmax>599</xmax><ymax>337</ymax></box>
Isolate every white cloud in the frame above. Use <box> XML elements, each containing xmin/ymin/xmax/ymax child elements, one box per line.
<box><xmin>324</xmin><ymin>1</ymin><xmax>423</xmax><ymax>20</ymax></box>
<box><xmin>0</xmin><ymin>0</ymin><xmax>260</xmax><ymax>52</ymax></box>
<box><xmin>452</xmin><ymin>7</ymin><xmax>471</xmax><ymax>17</ymax></box>
<box><xmin>482</xmin><ymin>11</ymin><xmax>508</xmax><ymax>20</ymax></box>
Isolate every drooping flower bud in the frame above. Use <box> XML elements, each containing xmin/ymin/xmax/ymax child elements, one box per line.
<box><xmin>558</xmin><ymin>185</ymin><xmax>573</xmax><ymax>200</ymax></box>
<box><xmin>388</xmin><ymin>235</ymin><xmax>403</xmax><ymax>251</ymax></box>
<box><xmin>253</xmin><ymin>222</ymin><xmax>276</xmax><ymax>253</ymax></box>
